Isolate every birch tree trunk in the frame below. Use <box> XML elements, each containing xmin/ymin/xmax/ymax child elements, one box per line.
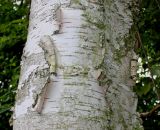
<box><xmin>13</xmin><ymin>0</ymin><xmax>143</xmax><ymax>129</ymax></box>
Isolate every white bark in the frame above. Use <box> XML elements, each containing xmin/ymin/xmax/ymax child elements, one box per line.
<box><xmin>13</xmin><ymin>0</ymin><xmax>143</xmax><ymax>130</ymax></box>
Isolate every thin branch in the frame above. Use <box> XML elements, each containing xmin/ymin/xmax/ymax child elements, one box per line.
<box><xmin>140</xmin><ymin>104</ymin><xmax>160</xmax><ymax>118</ymax></box>
<box><xmin>155</xmin><ymin>0</ymin><xmax>160</xmax><ymax>10</ymax></box>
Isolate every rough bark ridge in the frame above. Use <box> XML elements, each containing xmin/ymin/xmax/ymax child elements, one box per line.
<box><xmin>103</xmin><ymin>0</ymin><xmax>143</xmax><ymax>129</ymax></box>
<box><xmin>13</xmin><ymin>0</ymin><xmax>143</xmax><ymax>130</ymax></box>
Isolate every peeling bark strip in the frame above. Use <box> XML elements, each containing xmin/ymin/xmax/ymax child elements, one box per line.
<box><xmin>39</xmin><ymin>35</ymin><xmax>57</xmax><ymax>75</ymax></box>
<box><xmin>14</xmin><ymin>0</ymin><xmax>143</xmax><ymax>130</ymax></box>
<box><xmin>53</xmin><ymin>3</ymin><xmax>62</xmax><ymax>34</ymax></box>
<box><xmin>130</xmin><ymin>54</ymin><xmax>138</xmax><ymax>81</ymax></box>
<box><xmin>32</xmin><ymin>35</ymin><xmax>58</xmax><ymax>113</ymax></box>
<box><xmin>32</xmin><ymin>76</ymin><xmax>50</xmax><ymax>113</ymax></box>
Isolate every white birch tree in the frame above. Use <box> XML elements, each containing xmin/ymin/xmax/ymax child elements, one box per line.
<box><xmin>13</xmin><ymin>0</ymin><xmax>143</xmax><ymax>129</ymax></box>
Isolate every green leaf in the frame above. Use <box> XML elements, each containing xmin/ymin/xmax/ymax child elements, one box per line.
<box><xmin>143</xmin><ymin>83</ymin><xmax>152</xmax><ymax>95</ymax></box>
<box><xmin>134</xmin><ymin>79</ymin><xmax>153</xmax><ymax>96</ymax></box>
<box><xmin>0</xmin><ymin>104</ymin><xmax>11</xmax><ymax>114</ymax></box>
<box><xmin>151</xmin><ymin>64</ymin><xmax>160</xmax><ymax>77</ymax></box>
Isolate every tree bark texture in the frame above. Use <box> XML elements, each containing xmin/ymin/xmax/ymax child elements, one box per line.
<box><xmin>13</xmin><ymin>0</ymin><xmax>143</xmax><ymax>130</ymax></box>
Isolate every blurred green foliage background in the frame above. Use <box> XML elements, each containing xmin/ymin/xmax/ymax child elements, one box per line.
<box><xmin>0</xmin><ymin>0</ymin><xmax>29</xmax><ymax>129</ymax></box>
<box><xmin>134</xmin><ymin>0</ymin><xmax>160</xmax><ymax>129</ymax></box>
<box><xmin>0</xmin><ymin>0</ymin><xmax>159</xmax><ymax>129</ymax></box>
